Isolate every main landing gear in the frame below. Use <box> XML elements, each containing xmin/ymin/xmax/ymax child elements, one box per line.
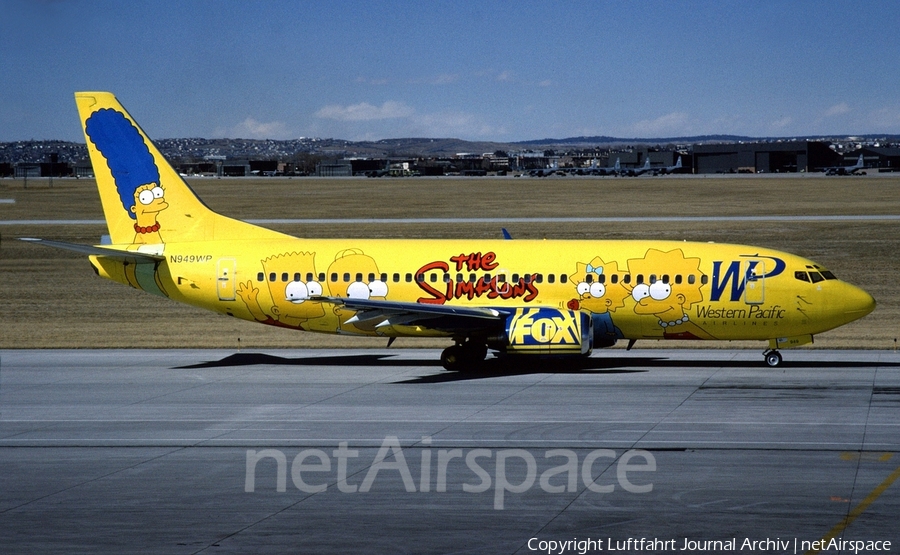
<box><xmin>763</xmin><ymin>349</ymin><xmax>783</xmax><ymax>367</ymax></box>
<box><xmin>440</xmin><ymin>339</ymin><xmax>488</xmax><ymax>371</ymax></box>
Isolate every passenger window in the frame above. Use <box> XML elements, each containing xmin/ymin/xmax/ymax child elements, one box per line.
<box><xmin>598</xmin><ymin>274</ymin><xmax>606</xmax><ymax>284</ymax></box>
<box><xmin>318</xmin><ymin>273</ymin><xmax>326</xmax><ymax>282</ymax></box>
<box><xmin>257</xmin><ymin>272</ymin><xmax>264</xmax><ymax>282</ymax></box>
<box><xmin>430</xmin><ymin>273</ymin><xmax>438</xmax><ymax>283</ymax></box>
<box><xmin>809</xmin><ymin>272</ymin><xmax>824</xmax><ymax>283</ymax></box>
<box><xmin>497</xmin><ymin>274</ymin><xmax>506</xmax><ymax>283</ymax></box>
<box><xmin>456</xmin><ymin>273</ymin><xmax>464</xmax><ymax>282</ymax></box>
<box><xmin>281</xmin><ymin>273</ymin><xmax>288</xmax><ymax>282</ymax></box>
<box><xmin>330</xmin><ymin>272</ymin><xmax>338</xmax><ymax>282</ymax></box>
<box><xmin>548</xmin><ymin>274</ymin><xmax>555</xmax><ymax>284</ymax></box>
<box><xmin>663</xmin><ymin>274</ymin><xmax>670</xmax><ymax>283</ymax></box>
<box><xmin>687</xmin><ymin>275</ymin><xmax>695</xmax><ymax>285</ymax></box>
<box><xmin>393</xmin><ymin>273</ymin><xmax>400</xmax><ymax>283</ymax></box>
<box><xmin>585</xmin><ymin>274</ymin><xmax>593</xmax><ymax>283</ymax></box>
<box><xmin>406</xmin><ymin>273</ymin><xmax>413</xmax><ymax>283</ymax></box>
<box><xmin>367</xmin><ymin>273</ymin><xmax>375</xmax><ymax>282</ymax></box>
<box><xmin>535</xmin><ymin>274</ymin><xmax>543</xmax><ymax>284</ymax></box>
<box><xmin>649</xmin><ymin>274</ymin><xmax>657</xmax><ymax>283</ymax></box>
<box><xmin>524</xmin><ymin>274</ymin><xmax>532</xmax><ymax>284</ymax></box>
<box><xmin>560</xmin><ymin>274</ymin><xmax>568</xmax><ymax>284</ymax></box>
<box><xmin>269</xmin><ymin>272</ymin><xmax>277</xmax><ymax>282</ymax></box>
<box><xmin>636</xmin><ymin>274</ymin><xmax>644</xmax><ymax>284</ymax></box>
<box><xmin>623</xmin><ymin>274</ymin><xmax>631</xmax><ymax>285</ymax></box>
<box><xmin>293</xmin><ymin>273</ymin><xmax>301</xmax><ymax>282</ymax></box>
<box><xmin>512</xmin><ymin>273</ymin><xmax>520</xmax><ymax>282</ymax></box>
<box><xmin>355</xmin><ymin>273</ymin><xmax>363</xmax><ymax>282</ymax></box>
<box><xmin>443</xmin><ymin>274</ymin><xmax>451</xmax><ymax>283</ymax></box>
<box><xmin>469</xmin><ymin>273</ymin><xmax>477</xmax><ymax>282</ymax></box>
<box><xmin>701</xmin><ymin>275</ymin><xmax>708</xmax><ymax>285</ymax></box>
<box><xmin>610</xmin><ymin>274</ymin><xmax>618</xmax><ymax>284</ymax></box>
<box><xmin>795</xmin><ymin>271</ymin><xmax>811</xmax><ymax>282</ymax></box>
<box><xmin>675</xmin><ymin>275</ymin><xmax>682</xmax><ymax>284</ymax></box>
<box><xmin>416</xmin><ymin>274</ymin><xmax>424</xmax><ymax>283</ymax></box>
<box><xmin>343</xmin><ymin>273</ymin><xmax>351</xmax><ymax>282</ymax></box>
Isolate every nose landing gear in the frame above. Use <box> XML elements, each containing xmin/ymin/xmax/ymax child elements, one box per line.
<box><xmin>763</xmin><ymin>349</ymin><xmax>783</xmax><ymax>367</ymax></box>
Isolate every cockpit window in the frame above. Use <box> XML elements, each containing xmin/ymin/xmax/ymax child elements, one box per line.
<box><xmin>808</xmin><ymin>272</ymin><xmax>825</xmax><ymax>283</ymax></box>
<box><xmin>795</xmin><ymin>271</ymin><xmax>810</xmax><ymax>282</ymax></box>
<box><xmin>821</xmin><ymin>270</ymin><xmax>837</xmax><ymax>280</ymax></box>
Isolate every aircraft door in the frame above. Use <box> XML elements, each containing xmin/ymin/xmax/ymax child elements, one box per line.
<box><xmin>743</xmin><ymin>259</ymin><xmax>765</xmax><ymax>305</ymax></box>
<box><xmin>217</xmin><ymin>258</ymin><xmax>236</xmax><ymax>301</ymax></box>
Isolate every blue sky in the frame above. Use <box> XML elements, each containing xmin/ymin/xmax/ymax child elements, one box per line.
<box><xmin>2</xmin><ymin>0</ymin><xmax>900</xmax><ymax>142</ymax></box>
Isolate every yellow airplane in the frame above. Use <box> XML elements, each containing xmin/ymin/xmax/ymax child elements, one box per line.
<box><xmin>25</xmin><ymin>92</ymin><xmax>876</xmax><ymax>370</ymax></box>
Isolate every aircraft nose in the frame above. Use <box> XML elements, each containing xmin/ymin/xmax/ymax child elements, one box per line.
<box><xmin>842</xmin><ymin>283</ymin><xmax>876</xmax><ymax>321</ymax></box>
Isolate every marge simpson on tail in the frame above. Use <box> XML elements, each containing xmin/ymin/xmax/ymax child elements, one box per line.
<box><xmin>24</xmin><ymin>92</ymin><xmax>876</xmax><ymax>370</ymax></box>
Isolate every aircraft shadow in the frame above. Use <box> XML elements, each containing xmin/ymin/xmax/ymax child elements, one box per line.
<box><xmin>176</xmin><ymin>352</ymin><xmax>438</xmax><ymax>369</ymax></box>
<box><xmin>174</xmin><ymin>352</ymin><xmax>653</xmax><ymax>382</ymax></box>
<box><xmin>175</xmin><ymin>352</ymin><xmax>900</xmax><ymax>383</ymax></box>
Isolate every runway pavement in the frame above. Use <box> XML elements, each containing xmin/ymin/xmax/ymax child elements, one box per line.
<box><xmin>1</xmin><ymin>348</ymin><xmax>899</xmax><ymax>554</ymax></box>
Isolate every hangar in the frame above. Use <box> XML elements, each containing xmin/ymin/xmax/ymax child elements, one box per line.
<box><xmin>693</xmin><ymin>141</ymin><xmax>900</xmax><ymax>174</ymax></box>
<box><xmin>692</xmin><ymin>141</ymin><xmax>828</xmax><ymax>173</ymax></box>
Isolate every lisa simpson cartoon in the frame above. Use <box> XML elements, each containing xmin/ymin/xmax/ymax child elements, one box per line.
<box><xmin>626</xmin><ymin>248</ymin><xmax>716</xmax><ymax>340</ymax></box>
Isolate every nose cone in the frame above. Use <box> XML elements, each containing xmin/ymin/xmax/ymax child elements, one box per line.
<box><xmin>842</xmin><ymin>283</ymin><xmax>876</xmax><ymax>322</ymax></box>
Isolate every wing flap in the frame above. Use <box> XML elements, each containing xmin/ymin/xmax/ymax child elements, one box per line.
<box><xmin>314</xmin><ymin>296</ymin><xmax>505</xmax><ymax>334</ymax></box>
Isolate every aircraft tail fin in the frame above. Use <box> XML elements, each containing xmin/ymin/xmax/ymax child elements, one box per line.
<box><xmin>75</xmin><ymin>92</ymin><xmax>285</xmax><ymax>246</ymax></box>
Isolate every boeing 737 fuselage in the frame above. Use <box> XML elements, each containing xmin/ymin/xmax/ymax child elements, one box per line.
<box><xmin>25</xmin><ymin>93</ymin><xmax>876</xmax><ymax>370</ymax></box>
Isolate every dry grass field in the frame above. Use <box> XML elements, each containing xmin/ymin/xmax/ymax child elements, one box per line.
<box><xmin>1</xmin><ymin>174</ymin><xmax>898</xmax><ymax>350</ymax></box>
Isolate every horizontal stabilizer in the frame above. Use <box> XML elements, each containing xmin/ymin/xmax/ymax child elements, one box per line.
<box><xmin>20</xmin><ymin>238</ymin><xmax>164</xmax><ymax>264</ymax></box>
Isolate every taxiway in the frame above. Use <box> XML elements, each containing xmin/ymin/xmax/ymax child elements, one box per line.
<box><xmin>1</xmin><ymin>349</ymin><xmax>898</xmax><ymax>553</ymax></box>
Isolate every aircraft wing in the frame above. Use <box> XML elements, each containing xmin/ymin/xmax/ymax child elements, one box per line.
<box><xmin>313</xmin><ymin>296</ymin><xmax>506</xmax><ymax>334</ymax></box>
<box><xmin>20</xmin><ymin>238</ymin><xmax>165</xmax><ymax>264</ymax></box>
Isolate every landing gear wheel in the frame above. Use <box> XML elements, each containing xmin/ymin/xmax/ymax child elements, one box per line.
<box><xmin>763</xmin><ymin>349</ymin><xmax>783</xmax><ymax>367</ymax></box>
<box><xmin>441</xmin><ymin>340</ymin><xmax>488</xmax><ymax>371</ymax></box>
<box><xmin>441</xmin><ymin>345</ymin><xmax>464</xmax><ymax>371</ymax></box>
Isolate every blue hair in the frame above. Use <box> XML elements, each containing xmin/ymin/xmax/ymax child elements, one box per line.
<box><xmin>85</xmin><ymin>108</ymin><xmax>160</xmax><ymax>219</ymax></box>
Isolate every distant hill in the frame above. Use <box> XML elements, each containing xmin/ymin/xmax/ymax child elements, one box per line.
<box><xmin>513</xmin><ymin>135</ymin><xmax>756</xmax><ymax>146</ymax></box>
<box><xmin>4</xmin><ymin>134</ymin><xmax>900</xmax><ymax>164</ymax></box>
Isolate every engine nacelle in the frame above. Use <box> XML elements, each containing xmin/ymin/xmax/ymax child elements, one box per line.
<box><xmin>494</xmin><ymin>308</ymin><xmax>593</xmax><ymax>356</ymax></box>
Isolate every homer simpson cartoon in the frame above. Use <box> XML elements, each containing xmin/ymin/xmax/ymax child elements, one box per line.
<box><xmin>326</xmin><ymin>248</ymin><xmax>388</xmax><ymax>334</ymax></box>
